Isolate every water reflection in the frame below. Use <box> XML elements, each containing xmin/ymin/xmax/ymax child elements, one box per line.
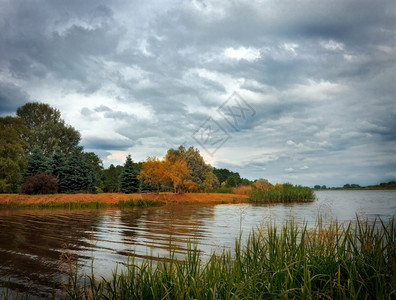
<box><xmin>0</xmin><ymin>190</ymin><xmax>395</xmax><ymax>298</ymax></box>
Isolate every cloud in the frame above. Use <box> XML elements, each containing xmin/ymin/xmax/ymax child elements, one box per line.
<box><xmin>0</xmin><ymin>82</ymin><xmax>30</xmax><ymax>115</ymax></box>
<box><xmin>0</xmin><ymin>0</ymin><xmax>394</xmax><ymax>186</ymax></box>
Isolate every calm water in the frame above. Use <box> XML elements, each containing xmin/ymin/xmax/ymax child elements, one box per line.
<box><xmin>0</xmin><ymin>190</ymin><xmax>395</xmax><ymax>298</ymax></box>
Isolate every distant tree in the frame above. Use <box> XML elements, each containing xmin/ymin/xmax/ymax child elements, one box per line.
<box><xmin>203</xmin><ymin>172</ymin><xmax>220</xmax><ymax>192</ymax></box>
<box><xmin>344</xmin><ymin>184</ymin><xmax>351</xmax><ymax>188</ymax></box>
<box><xmin>17</xmin><ymin>102</ymin><xmax>80</xmax><ymax>155</ymax></box>
<box><xmin>120</xmin><ymin>155</ymin><xmax>139</xmax><ymax>193</ymax></box>
<box><xmin>82</xmin><ymin>152</ymin><xmax>103</xmax><ymax>191</ymax></box>
<box><xmin>103</xmin><ymin>164</ymin><xmax>122</xmax><ymax>192</ymax></box>
<box><xmin>213</xmin><ymin>168</ymin><xmax>232</xmax><ymax>185</ymax></box>
<box><xmin>213</xmin><ymin>168</ymin><xmax>244</xmax><ymax>187</ymax></box>
<box><xmin>225</xmin><ymin>173</ymin><xmax>241</xmax><ymax>188</ymax></box>
<box><xmin>321</xmin><ymin>185</ymin><xmax>327</xmax><ymax>189</ymax></box>
<box><xmin>314</xmin><ymin>185</ymin><xmax>321</xmax><ymax>189</ymax></box>
<box><xmin>24</xmin><ymin>147</ymin><xmax>49</xmax><ymax>179</ymax></box>
<box><xmin>255</xmin><ymin>178</ymin><xmax>273</xmax><ymax>190</ymax></box>
<box><xmin>0</xmin><ymin>116</ymin><xmax>29</xmax><ymax>193</ymax></box>
<box><xmin>20</xmin><ymin>173</ymin><xmax>58</xmax><ymax>194</ymax></box>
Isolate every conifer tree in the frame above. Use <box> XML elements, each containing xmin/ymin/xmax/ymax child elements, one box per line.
<box><xmin>60</xmin><ymin>147</ymin><xmax>92</xmax><ymax>193</ymax></box>
<box><xmin>49</xmin><ymin>149</ymin><xmax>66</xmax><ymax>192</ymax></box>
<box><xmin>120</xmin><ymin>155</ymin><xmax>139</xmax><ymax>193</ymax></box>
<box><xmin>24</xmin><ymin>147</ymin><xmax>49</xmax><ymax>178</ymax></box>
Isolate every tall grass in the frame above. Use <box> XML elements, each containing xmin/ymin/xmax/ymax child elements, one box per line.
<box><xmin>0</xmin><ymin>199</ymin><xmax>165</xmax><ymax>209</ymax></box>
<box><xmin>58</xmin><ymin>217</ymin><xmax>396</xmax><ymax>299</ymax></box>
<box><xmin>249</xmin><ymin>183</ymin><xmax>315</xmax><ymax>203</ymax></box>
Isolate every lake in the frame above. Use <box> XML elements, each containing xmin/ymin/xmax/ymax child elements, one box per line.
<box><xmin>0</xmin><ymin>190</ymin><xmax>395</xmax><ymax>298</ymax></box>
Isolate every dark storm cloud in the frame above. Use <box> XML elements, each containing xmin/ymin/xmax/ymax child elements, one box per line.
<box><xmin>0</xmin><ymin>82</ymin><xmax>30</xmax><ymax>115</ymax></box>
<box><xmin>82</xmin><ymin>136</ymin><xmax>134</xmax><ymax>151</ymax></box>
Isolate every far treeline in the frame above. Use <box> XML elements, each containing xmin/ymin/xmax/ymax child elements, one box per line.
<box><xmin>1</xmin><ymin>102</ymin><xmax>256</xmax><ymax>195</ymax></box>
<box><xmin>314</xmin><ymin>181</ymin><xmax>396</xmax><ymax>190</ymax></box>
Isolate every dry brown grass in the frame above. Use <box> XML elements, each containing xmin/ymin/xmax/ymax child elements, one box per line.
<box><xmin>0</xmin><ymin>192</ymin><xmax>249</xmax><ymax>207</ymax></box>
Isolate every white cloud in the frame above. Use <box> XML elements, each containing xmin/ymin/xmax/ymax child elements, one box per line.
<box><xmin>224</xmin><ymin>47</ymin><xmax>261</xmax><ymax>61</ymax></box>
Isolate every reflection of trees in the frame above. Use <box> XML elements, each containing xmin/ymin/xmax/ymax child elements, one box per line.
<box><xmin>120</xmin><ymin>205</ymin><xmax>216</xmax><ymax>259</ymax></box>
<box><xmin>0</xmin><ymin>206</ymin><xmax>217</xmax><ymax>297</ymax></box>
<box><xmin>0</xmin><ymin>209</ymin><xmax>104</xmax><ymax>297</ymax></box>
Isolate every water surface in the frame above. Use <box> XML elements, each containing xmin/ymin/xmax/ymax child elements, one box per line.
<box><xmin>0</xmin><ymin>190</ymin><xmax>395</xmax><ymax>298</ymax></box>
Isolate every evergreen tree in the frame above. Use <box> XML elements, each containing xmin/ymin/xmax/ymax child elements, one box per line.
<box><xmin>103</xmin><ymin>164</ymin><xmax>122</xmax><ymax>192</ymax></box>
<box><xmin>60</xmin><ymin>147</ymin><xmax>92</xmax><ymax>193</ymax></box>
<box><xmin>120</xmin><ymin>155</ymin><xmax>139</xmax><ymax>193</ymax></box>
<box><xmin>24</xmin><ymin>147</ymin><xmax>49</xmax><ymax>178</ymax></box>
<box><xmin>49</xmin><ymin>150</ymin><xmax>66</xmax><ymax>192</ymax></box>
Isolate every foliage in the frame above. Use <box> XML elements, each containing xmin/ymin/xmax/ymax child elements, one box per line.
<box><xmin>164</xmin><ymin>158</ymin><xmax>191</xmax><ymax>193</ymax></box>
<box><xmin>203</xmin><ymin>172</ymin><xmax>220</xmax><ymax>191</ymax></box>
<box><xmin>20</xmin><ymin>172</ymin><xmax>58</xmax><ymax>194</ymax></box>
<box><xmin>61</xmin><ymin>217</ymin><xmax>395</xmax><ymax>299</ymax></box>
<box><xmin>23</xmin><ymin>147</ymin><xmax>49</xmax><ymax>179</ymax></box>
<box><xmin>249</xmin><ymin>183</ymin><xmax>315</xmax><ymax>203</ymax></box>
<box><xmin>16</xmin><ymin>102</ymin><xmax>80</xmax><ymax>155</ymax></box>
<box><xmin>103</xmin><ymin>164</ymin><xmax>122</xmax><ymax>192</ymax></box>
<box><xmin>166</xmin><ymin>146</ymin><xmax>212</xmax><ymax>190</ymax></box>
<box><xmin>213</xmin><ymin>167</ymin><xmax>250</xmax><ymax>187</ymax></box>
<box><xmin>120</xmin><ymin>155</ymin><xmax>139</xmax><ymax>193</ymax></box>
<box><xmin>82</xmin><ymin>152</ymin><xmax>103</xmax><ymax>189</ymax></box>
<box><xmin>139</xmin><ymin>157</ymin><xmax>166</xmax><ymax>192</ymax></box>
<box><xmin>0</xmin><ymin>116</ymin><xmax>29</xmax><ymax>193</ymax></box>
<box><xmin>60</xmin><ymin>147</ymin><xmax>96</xmax><ymax>193</ymax></box>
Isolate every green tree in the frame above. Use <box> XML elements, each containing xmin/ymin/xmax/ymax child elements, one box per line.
<box><xmin>60</xmin><ymin>147</ymin><xmax>95</xmax><ymax>193</ymax></box>
<box><xmin>103</xmin><ymin>164</ymin><xmax>122</xmax><ymax>192</ymax></box>
<box><xmin>17</xmin><ymin>102</ymin><xmax>81</xmax><ymax>156</ymax></box>
<box><xmin>120</xmin><ymin>155</ymin><xmax>139</xmax><ymax>193</ymax></box>
<box><xmin>82</xmin><ymin>152</ymin><xmax>103</xmax><ymax>191</ymax></box>
<box><xmin>225</xmin><ymin>174</ymin><xmax>238</xmax><ymax>188</ymax></box>
<box><xmin>48</xmin><ymin>149</ymin><xmax>66</xmax><ymax>192</ymax></box>
<box><xmin>0</xmin><ymin>116</ymin><xmax>29</xmax><ymax>192</ymax></box>
<box><xmin>24</xmin><ymin>147</ymin><xmax>49</xmax><ymax>178</ymax></box>
<box><xmin>213</xmin><ymin>168</ymin><xmax>233</xmax><ymax>185</ymax></box>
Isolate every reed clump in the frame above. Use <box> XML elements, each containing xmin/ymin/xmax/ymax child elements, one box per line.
<box><xmin>61</xmin><ymin>217</ymin><xmax>395</xmax><ymax>299</ymax></box>
<box><xmin>249</xmin><ymin>183</ymin><xmax>315</xmax><ymax>203</ymax></box>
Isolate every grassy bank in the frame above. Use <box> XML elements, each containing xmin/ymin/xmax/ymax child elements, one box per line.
<box><xmin>22</xmin><ymin>217</ymin><xmax>392</xmax><ymax>299</ymax></box>
<box><xmin>249</xmin><ymin>183</ymin><xmax>315</xmax><ymax>203</ymax></box>
<box><xmin>0</xmin><ymin>192</ymin><xmax>249</xmax><ymax>209</ymax></box>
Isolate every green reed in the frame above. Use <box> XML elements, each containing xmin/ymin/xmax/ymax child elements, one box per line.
<box><xmin>59</xmin><ymin>217</ymin><xmax>395</xmax><ymax>299</ymax></box>
<box><xmin>249</xmin><ymin>183</ymin><xmax>315</xmax><ymax>203</ymax></box>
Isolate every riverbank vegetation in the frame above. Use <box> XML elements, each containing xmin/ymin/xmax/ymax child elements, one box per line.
<box><xmin>18</xmin><ymin>217</ymin><xmax>392</xmax><ymax>299</ymax></box>
<box><xmin>249</xmin><ymin>182</ymin><xmax>315</xmax><ymax>203</ymax></box>
<box><xmin>0</xmin><ymin>192</ymin><xmax>249</xmax><ymax>208</ymax></box>
<box><xmin>1</xmin><ymin>102</ymin><xmax>256</xmax><ymax>196</ymax></box>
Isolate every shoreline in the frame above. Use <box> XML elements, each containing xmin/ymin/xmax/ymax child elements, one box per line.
<box><xmin>0</xmin><ymin>192</ymin><xmax>249</xmax><ymax>208</ymax></box>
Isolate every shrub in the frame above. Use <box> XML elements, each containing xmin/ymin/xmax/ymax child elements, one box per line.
<box><xmin>20</xmin><ymin>172</ymin><xmax>58</xmax><ymax>194</ymax></box>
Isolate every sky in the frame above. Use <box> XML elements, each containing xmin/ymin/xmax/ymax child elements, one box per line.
<box><xmin>0</xmin><ymin>0</ymin><xmax>395</xmax><ymax>187</ymax></box>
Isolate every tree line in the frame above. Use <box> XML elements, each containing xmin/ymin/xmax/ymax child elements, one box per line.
<box><xmin>0</xmin><ymin>102</ymin><xmax>251</xmax><ymax>194</ymax></box>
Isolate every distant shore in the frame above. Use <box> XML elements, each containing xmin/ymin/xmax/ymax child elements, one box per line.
<box><xmin>0</xmin><ymin>192</ymin><xmax>249</xmax><ymax>208</ymax></box>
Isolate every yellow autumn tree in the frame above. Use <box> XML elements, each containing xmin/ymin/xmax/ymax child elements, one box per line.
<box><xmin>139</xmin><ymin>157</ymin><xmax>166</xmax><ymax>193</ymax></box>
<box><xmin>164</xmin><ymin>159</ymin><xmax>191</xmax><ymax>193</ymax></box>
